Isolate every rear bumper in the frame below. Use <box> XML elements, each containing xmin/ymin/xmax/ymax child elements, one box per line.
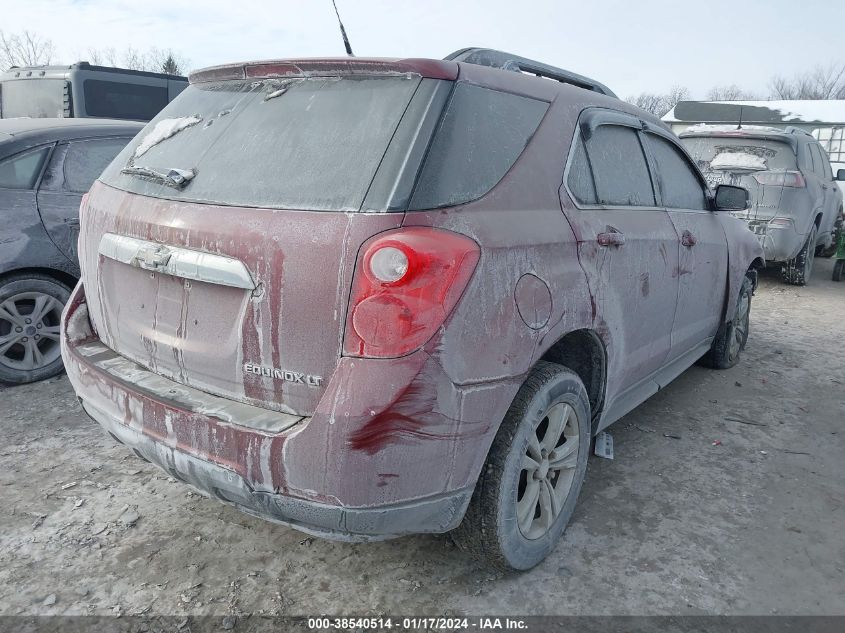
<box><xmin>747</xmin><ymin>221</ymin><xmax>804</xmax><ymax>263</ymax></box>
<box><xmin>60</xmin><ymin>282</ymin><xmax>493</xmax><ymax>540</ymax></box>
<box><xmin>80</xmin><ymin>396</ymin><xmax>470</xmax><ymax>541</ymax></box>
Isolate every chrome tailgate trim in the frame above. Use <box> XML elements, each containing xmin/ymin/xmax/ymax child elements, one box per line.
<box><xmin>98</xmin><ymin>233</ymin><xmax>256</xmax><ymax>290</ymax></box>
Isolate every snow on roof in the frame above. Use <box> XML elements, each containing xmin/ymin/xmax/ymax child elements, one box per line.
<box><xmin>681</xmin><ymin>124</ymin><xmax>787</xmax><ymax>135</ymax></box>
<box><xmin>663</xmin><ymin>100</ymin><xmax>845</xmax><ymax>125</ymax></box>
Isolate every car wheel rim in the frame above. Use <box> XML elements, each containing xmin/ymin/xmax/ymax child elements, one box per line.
<box><xmin>729</xmin><ymin>290</ymin><xmax>750</xmax><ymax>359</ymax></box>
<box><xmin>0</xmin><ymin>292</ymin><xmax>64</xmax><ymax>371</ymax></box>
<box><xmin>516</xmin><ymin>401</ymin><xmax>580</xmax><ymax>540</ymax></box>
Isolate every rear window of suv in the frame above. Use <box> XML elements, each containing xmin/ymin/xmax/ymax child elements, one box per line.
<box><xmin>100</xmin><ymin>76</ymin><xmax>547</xmax><ymax>212</ymax></box>
<box><xmin>681</xmin><ymin>137</ymin><xmax>798</xmax><ymax>173</ymax></box>
<box><xmin>101</xmin><ymin>76</ymin><xmax>424</xmax><ymax>212</ymax></box>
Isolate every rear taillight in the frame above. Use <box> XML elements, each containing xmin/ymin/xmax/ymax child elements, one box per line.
<box><xmin>768</xmin><ymin>217</ymin><xmax>794</xmax><ymax>229</ymax></box>
<box><xmin>753</xmin><ymin>171</ymin><xmax>806</xmax><ymax>188</ymax></box>
<box><xmin>343</xmin><ymin>227</ymin><xmax>480</xmax><ymax>358</ymax></box>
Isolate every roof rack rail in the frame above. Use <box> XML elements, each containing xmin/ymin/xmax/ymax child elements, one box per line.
<box><xmin>444</xmin><ymin>48</ymin><xmax>617</xmax><ymax>98</ymax></box>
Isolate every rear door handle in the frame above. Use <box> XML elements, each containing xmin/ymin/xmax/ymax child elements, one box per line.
<box><xmin>681</xmin><ymin>230</ymin><xmax>697</xmax><ymax>247</ymax></box>
<box><xmin>597</xmin><ymin>229</ymin><xmax>626</xmax><ymax>247</ymax></box>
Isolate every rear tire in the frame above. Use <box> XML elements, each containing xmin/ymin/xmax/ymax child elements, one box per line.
<box><xmin>782</xmin><ymin>226</ymin><xmax>817</xmax><ymax>286</ymax></box>
<box><xmin>701</xmin><ymin>274</ymin><xmax>753</xmax><ymax>370</ymax></box>
<box><xmin>452</xmin><ymin>361</ymin><xmax>590</xmax><ymax>571</ymax></box>
<box><xmin>833</xmin><ymin>260</ymin><xmax>845</xmax><ymax>282</ymax></box>
<box><xmin>0</xmin><ymin>273</ymin><xmax>71</xmax><ymax>385</ymax></box>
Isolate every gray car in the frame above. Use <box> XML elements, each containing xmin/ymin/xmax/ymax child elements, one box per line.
<box><xmin>0</xmin><ymin>118</ymin><xmax>142</xmax><ymax>384</ymax></box>
<box><xmin>681</xmin><ymin>126</ymin><xmax>844</xmax><ymax>285</ymax></box>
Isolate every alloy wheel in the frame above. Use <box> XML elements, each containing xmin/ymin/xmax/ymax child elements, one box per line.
<box><xmin>0</xmin><ymin>292</ymin><xmax>64</xmax><ymax>371</ymax></box>
<box><xmin>516</xmin><ymin>401</ymin><xmax>580</xmax><ymax>540</ymax></box>
<box><xmin>729</xmin><ymin>289</ymin><xmax>751</xmax><ymax>360</ymax></box>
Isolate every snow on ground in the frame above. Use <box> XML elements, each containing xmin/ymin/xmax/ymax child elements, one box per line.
<box><xmin>1</xmin><ymin>262</ymin><xmax>844</xmax><ymax>617</ymax></box>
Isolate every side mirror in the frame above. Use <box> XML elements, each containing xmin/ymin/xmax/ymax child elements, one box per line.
<box><xmin>836</xmin><ymin>169</ymin><xmax>845</xmax><ymax>181</ymax></box>
<box><xmin>714</xmin><ymin>184</ymin><xmax>750</xmax><ymax>211</ymax></box>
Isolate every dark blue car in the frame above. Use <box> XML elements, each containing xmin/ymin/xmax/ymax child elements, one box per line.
<box><xmin>0</xmin><ymin>118</ymin><xmax>141</xmax><ymax>384</ymax></box>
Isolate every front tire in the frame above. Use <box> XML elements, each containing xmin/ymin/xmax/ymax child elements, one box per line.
<box><xmin>833</xmin><ymin>259</ymin><xmax>845</xmax><ymax>282</ymax></box>
<box><xmin>701</xmin><ymin>274</ymin><xmax>753</xmax><ymax>370</ymax></box>
<box><xmin>0</xmin><ymin>273</ymin><xmax>71</xmax><ymax>385</ymax></box>
<box><xmin>452</xmin><ymin>361</ymin><xmax>590</xmax><ymax>571</ymax></box>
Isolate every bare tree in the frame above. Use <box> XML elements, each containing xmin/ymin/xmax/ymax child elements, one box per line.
<box><xmin>121</xmin><ymin>47</ymin><xmax>148</xmax><ymax>71</ymax></box>
<box><xmin>0</xmin><ymin>30</ymin><xmax>56</xmax><ymax>70</ymax></box>
<box><xmin>626</xmin><ymin>86</ymin><xmax>690</xmax><ymax>117</ymax></box>
<box><xmin>626</xmin><ymin>93</ymin><xmax>666</xmax><ymax>116</ymax></box>
<box><xmin>769</xmin><ymin>64</ymin><xmax>845</xmax><ymax>100</ymax></box>
<box><xmin>86</xmin><ymin>46</ymin><xmax>119</xmax><ymax>67</ymax></box>
<box><xmin>147</xmin><ymin>48</ymin><xmax>189</xmax><ymax>75</ymax></box>
<box><xmin>666</xmin><ymin>85</ymin><xmax>691</xmax><ymax>109</ymax></box>
<box><xmin>706</xmin><ymin>84</ymin><xmax>757</xmax><ymax>101</ymax></box>
<box><xmin>84</xmin><ymin>45</ymin><xmax>189</xmax><ymax>75</ymax></box>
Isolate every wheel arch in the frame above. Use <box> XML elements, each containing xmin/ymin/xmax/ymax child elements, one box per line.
<box><xmin>748</xmin><ymin>257</ymin><xmax>765</xmax><ymax>290</ymax></box>
<box><xmin>0</xmin><ymin>266</ymin><xmax>78</xmax><ymax>291</ymax></box>
<box><xmin>535</xmin><ymin>328</ymin><xmax>606</xmax><ymax>428</ymax></box>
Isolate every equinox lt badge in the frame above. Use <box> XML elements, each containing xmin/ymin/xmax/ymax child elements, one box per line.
<box><xmin>244</xmin><ymin>363</ymin><xmax>323</xmax><ymax>387</ymax></box>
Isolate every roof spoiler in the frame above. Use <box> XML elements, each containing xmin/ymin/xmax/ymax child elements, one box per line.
<box><xmin>444</xmin><ymin>48</ymin><xmax>617</xmax><ymax>98</ymax></box>
<box><xmin>784</xmin><ymin>126</ymin><xmax>814</xmax><ymax>138</ymax></box>
<box><xmin>679</xmin><ymin>126</ymin><xmax>800</xmax><ymax>151</ymax></box>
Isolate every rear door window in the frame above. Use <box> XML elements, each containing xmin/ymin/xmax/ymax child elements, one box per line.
<box><xmin>408</xmin><ymin>83</ymin><xmax>548</xmax><ymax>209</ymax></box>
<box><xmin>645</xmin><ymin>134</ymin><xmax>708</xmax><ymax>210</ymax></box>
<box><xmin>584</xmin><ymin>124</ymin><xmax>655</xmax><ymax>207</ymax></box>
<box><xmin>64</xmin><ymin>138</ymin><xmax>131</xmax><ymax>192</ymax></box>
<box><xmin>0</xmin><ymin>147</ymin><xmax>50</xmax><ymax>189</ymax></box>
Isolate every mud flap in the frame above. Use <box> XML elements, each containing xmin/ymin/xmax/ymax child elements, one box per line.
<box><xmin>594</xmin><ymin>431</ymin><xmax>614</xmax><ymax>460</ymax></box>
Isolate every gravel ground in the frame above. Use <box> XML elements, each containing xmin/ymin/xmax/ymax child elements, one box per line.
<box><xmin>1</xmin><ymin>258</ymin><xmax>843</xmax><ymax>617</ymax></box>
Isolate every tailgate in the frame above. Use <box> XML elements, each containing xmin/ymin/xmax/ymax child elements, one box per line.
<box><xmin>79</xmin><ymin>182</ymin><xmax>402</xmax><ymax>416</ymax></box>
<box><xmin>705</xmin><ymin>169</ymin><xmax>783</xmax><ymax>221</ymax></box>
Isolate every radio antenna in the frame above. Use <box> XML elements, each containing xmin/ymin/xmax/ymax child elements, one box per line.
<box><xmin>331</xmin><ymin>0</ymin><xmax>355</xmax><ymax>57</ymax></box>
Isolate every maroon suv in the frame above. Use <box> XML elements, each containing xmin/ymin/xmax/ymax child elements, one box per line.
<box><xmin>61</xmin><ymin>49</ymin><xmax>764</xmax><ymax>570</ymax></box>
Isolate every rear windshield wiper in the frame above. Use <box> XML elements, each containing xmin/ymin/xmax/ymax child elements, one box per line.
<box><xmin>121</xmin><ymin>165</ymin><xmax>197</xmax><ymax>189</ymax></box>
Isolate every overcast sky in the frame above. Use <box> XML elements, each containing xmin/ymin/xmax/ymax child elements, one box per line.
<box><xmin>4</xmin><ymin>0</ymin><xmax>844</xmax><ymax>99</ymax></box>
